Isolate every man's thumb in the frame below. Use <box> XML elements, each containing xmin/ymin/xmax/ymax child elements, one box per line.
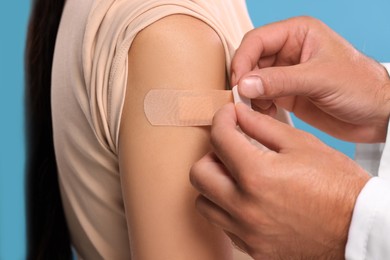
<box><xmin>237</xmin><ymin>65</ymin><xmax>311</xmax><ymax>99</ymax></box>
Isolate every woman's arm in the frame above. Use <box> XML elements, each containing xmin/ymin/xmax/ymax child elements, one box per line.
<box><xmin>118</xmin><ymin>14</ymin><xmax>234</xmax><ymax>259</ymax></box>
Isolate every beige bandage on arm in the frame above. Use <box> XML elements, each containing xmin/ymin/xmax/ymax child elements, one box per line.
<box><xmin>144</xmin><ymin>88</ymin><xmax>243</xmax><ymax>126</ymax></box>
<box><xmin>144</xmin><ymin>89</ymin><xmax>232</xmax><ymax>126</ymax></box>
<box><xmin>143</xmin><ymin>87</ymin><xmax>292</xmax><ymax>127</ymax></box>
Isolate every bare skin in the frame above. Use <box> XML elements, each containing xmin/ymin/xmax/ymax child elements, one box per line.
<box><xmin>119</xmin><ymin>14</ymin><xmax>251</xmax><ymax>260</ymax></box>
<box><xmin>190</xmin><ymin>16</ymin><xmax>390</xmax><ymax>259</ymax></box>
<box><xmin>119</xmin><ymin>15</ymin><xmax>231</xmax><ymax>259</ymax></box>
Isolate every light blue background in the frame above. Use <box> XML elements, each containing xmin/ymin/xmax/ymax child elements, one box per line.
<box><xmin>1</xmin><ymin>1</ymin><xmax>30</xmax><ymax>259</ymax></box>
<box><xmin>1</xmin><ymin>1</ymin><xmax>389</xmax><ymax>259</ymax></box>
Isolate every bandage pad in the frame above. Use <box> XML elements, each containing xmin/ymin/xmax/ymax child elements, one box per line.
<box><xmin>144</xmin><ymin>89</ymin><xmax>234</xmax><ymax>126</ymax></box>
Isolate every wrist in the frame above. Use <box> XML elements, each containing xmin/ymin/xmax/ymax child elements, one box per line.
<box><xmin>332</xmin><ymin>168</ymin><xmax>370</xmax><ymax>258</ymax></box>
<box><xmin>377</xmin><ymin>63</ymin><xmax>390</xmax><ymax>141</ymax></box>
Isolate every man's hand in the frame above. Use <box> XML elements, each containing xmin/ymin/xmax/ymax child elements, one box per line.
<box><xmin>231</xmin><ymin>16</ymin><xmax>390</xmax><ymax>143</ymax></box>
<box><xmin>190</xmin><ymin>103</ymin><xmax>370</xmax><ymax>259</ymax></box>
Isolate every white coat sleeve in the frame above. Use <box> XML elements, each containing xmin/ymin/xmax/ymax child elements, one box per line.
<box><xmin>345</xmin><ymin>63</ymin><xmax>390</xmax><ymax>260</ymax></box>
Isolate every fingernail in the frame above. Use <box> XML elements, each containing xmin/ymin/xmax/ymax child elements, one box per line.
<box><xmin>240</xmin><ymin>76</ymin><xmax>264</xmax><ymax>98</ymax></box>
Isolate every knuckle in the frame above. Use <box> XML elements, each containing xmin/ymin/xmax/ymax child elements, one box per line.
<box><xmin>242</xmin><ymin>29</ymin><xmax>255</xmax><ymax>42</ymax></box>
<box><xmin>189</xmin><ymin>164</ymin><xmax>200</xmax><ymax>187</ymax></box>
<box><xmin>210</xmin><ymin>124</ymin><xmax>224</xmax><ymax>150</ymax></box>
<box><xmin>301</xmin><ymin>15</ymin><xmax>315</xmax><ymax>23</ymax></box>
<box><xmin>210</xmin><ymin>129</ymin><xmax>218</xmax><ymax>148</ymax></box>
<box><xmin>189</xmin><ymin>162</ymin><xmax>206</xmax><ymax>190</ymax></box>
<box><xmin>299</xmin><ymin>130</ymin><xmax>320</xmax><ymax>146</ymax></box>
<box><xmin>189</xmin><ymin>164</ymin><xmax>198</xmax><ymax>184</ymax></box>
<box><xmin>262</xmin><ymin>69</ymin><xmax>288</xmax><ymax>96</ymax></box>
<box><xmin>235</xmin><ymin>213</ymin><xmax>263</xmax><ymax>246</ymax></box>
<box><xmin>238</xmin><ymin>164</ymin><xmax>263</xmax><ymax>193</ymax></box>
<box><xmin>241</xmin><ymin>208</ymin><xmax>259</xmax><ymax>228</ymax></box>
<box><xmin>295</xmin><ymin>15</ymin><xmax>318</xmax><ymax>25</ymax></box>
<box><xmin>195</xmin><ymin>196</ymin><xmax>210</xmax><ymax>216</ymax></box>
<box><xmin>239</xmin><ymin>174</ymin><xmax>257</xmax><ymax>193</ymax></box>
<box><xmin>230</xmin><ymin>57</ymin><xmax>239</xmax><ymax>70</ymax></box>
<box><xmin>234</xmin><ymin>201</ymin><xmax>262</xmax><ymax>228</ymax></box>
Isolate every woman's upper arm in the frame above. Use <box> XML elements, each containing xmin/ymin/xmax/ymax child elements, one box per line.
<box><xmin>118</xmin><ymin>15</ymin><xmax>233</xmax><ymax>259</ymax></box>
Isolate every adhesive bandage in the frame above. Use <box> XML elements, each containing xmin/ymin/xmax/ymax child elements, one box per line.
<box><xmin>143</xmin><ymin>86</ymin><xmax>251</xmax><ymax>126</ymax></box>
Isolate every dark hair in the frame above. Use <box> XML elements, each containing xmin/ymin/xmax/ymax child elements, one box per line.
<box><xmin>25</xmin><ymin>0</ymin><xmax>71</xmax><ymax>259</ymax></box>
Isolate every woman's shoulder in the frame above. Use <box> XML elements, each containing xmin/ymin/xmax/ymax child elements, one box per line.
<box><xmin>133</xmin><ymin>14</ymin><xmax>225</xmax><ymax>63</ymax></box>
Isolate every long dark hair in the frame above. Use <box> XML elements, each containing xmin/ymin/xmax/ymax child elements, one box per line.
<box><xmin>25</xmin><ymin>0</ymin><xmax>71</xmax><ymax>259</ymax></box>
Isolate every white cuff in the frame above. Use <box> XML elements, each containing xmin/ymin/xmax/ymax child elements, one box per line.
<box><xmin>345</xmin><ymin>177</ymin><xmax>390</xmax><ymax>259</ymax></box>
<box><xmin>382</xmin><ymin>63</ymin><xmax>390</xmax><ymax>75</ymax></box>
<box><xmin>355</xmin><ymin>143</ymin><xmax>384</xmax><ymax>176</ymax></box>
<box><xmin>378</xmin><ymin>120</ymin><xmax>390</xmax><ymax>181</ymax></box>
<box><xmin>378</xmin><ymin>71</ymin><xmax>390</xmax><ymax>180</ymax></box>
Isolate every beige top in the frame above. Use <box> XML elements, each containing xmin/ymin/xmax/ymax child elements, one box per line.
<box><xmin>52</xmin><ymin>0</ymin><xmax>259</xmax><ymax>258</ymax></box>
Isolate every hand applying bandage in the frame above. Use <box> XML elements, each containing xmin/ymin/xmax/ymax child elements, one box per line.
<box><xmin>190</xmin><ymin>103</ymin><xmax>369</xmax><ymax>259</ymax></box>
<box><xmin>191</xmin><ymin>16</ymin><xmax>390</xmax><ymax>259</ymax></box>
<box><xmin>232</xmin><ymin>16</ymin><xmax>390</xmax><ymax>143</ymax></box>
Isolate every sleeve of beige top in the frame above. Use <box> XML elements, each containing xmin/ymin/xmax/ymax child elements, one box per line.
<box><xmin>118</xmin><ymin>14</ymin><xmax>241</xmax><ymax>260</ymax></box>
